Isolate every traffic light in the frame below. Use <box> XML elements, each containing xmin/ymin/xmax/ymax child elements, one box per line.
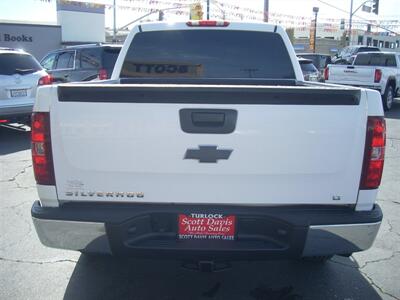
<box><xmin>158</xmin><ymin>10</ymin><xmax>164</xmax><ymax>21</ymax></box>
<box><xmin>372</xmin><ymin>0</ymin><xmax>379</xmax><ymax>15</ymax></box>
<box><xmin>340</xmin><ymin>19</ymin><xmax>345</xmax><ymax>30</ymax></box>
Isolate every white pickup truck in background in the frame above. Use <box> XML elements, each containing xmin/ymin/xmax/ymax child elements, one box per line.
<box><xmin>31</xmin><ymin>21</ymin><xmax>385</xmax><ymax>267</ymax></box>
<box><xmin>325</xmin><ymin>52</ymin><xmax>400</xmax><ymax>111</ymax></box>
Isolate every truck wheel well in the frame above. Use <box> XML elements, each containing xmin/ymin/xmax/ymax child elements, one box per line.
<box><xmin>387</xmin><ymin>78</ymin><xmax>396</xmax><ymax>90</ymax></box>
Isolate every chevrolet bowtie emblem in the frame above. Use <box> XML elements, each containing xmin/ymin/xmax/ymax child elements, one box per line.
<box><xmin>184</xmin><ymin>145</ymin><xmax>233</xmax><ymax>163</ymax></box>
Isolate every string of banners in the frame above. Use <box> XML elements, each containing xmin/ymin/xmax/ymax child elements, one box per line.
<box><xmin>35</xmin><ymin>0</ymin><xmax>379</xmax><ymax>31</ymax></box>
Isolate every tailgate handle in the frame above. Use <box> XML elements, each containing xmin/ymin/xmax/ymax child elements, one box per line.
<box><xmin>179</xmin><ymin>109</ymin><xmax>237</xmax><ymax>134</ymax></box>
<box><xmin>192</xmin><ymin>112</ymin><xmax>225</xmax><ymax>127</ymax></box>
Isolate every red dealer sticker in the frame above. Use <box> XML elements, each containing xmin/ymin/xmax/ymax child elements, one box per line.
<box><xmin>178</xmin><ymin>213</ymin><xmax>236</xmax><ymax>240</ymax></box>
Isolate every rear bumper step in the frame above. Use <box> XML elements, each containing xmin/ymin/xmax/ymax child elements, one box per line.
<box><xmin>31</xmin><ymin>201</ymin><xmax>382</xmax><ymax>260</ymax></box>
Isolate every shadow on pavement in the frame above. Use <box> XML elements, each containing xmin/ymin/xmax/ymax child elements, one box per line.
<box><xmin>0</xmin><ymin>126</ymin><xmax>31</xmax><ymax>155</ymax></box>
<box><xmin>385</xmin><ymin>101</ymin><xmax>400</xmax><ymax>120</ymax></box>
<box><xmin>64</xmin><ymin>255</ymin><xmax>382</xmax><ymax>300</ymax></box>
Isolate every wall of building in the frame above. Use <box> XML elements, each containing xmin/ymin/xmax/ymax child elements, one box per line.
<box><xmin>293</xmin><ymin>38</ymin><xmax>341</xmax><ymax>54</ymax></box>
<box><xmin>294</xmin><ymin>24</ymin><xmax>343</xmax><ymax>40</ymax></box>
<box><xmin>56</xmin><ymin>0</ymin><xmax>105</xmax><ymax>43</ymax></box>
<box><xmin>294</xmin><ymin>25</ymin><xmax>400</xmax><ymax>53</ymax></box>
<box><xmin>0</xmin><ymin>22</ymin><xmax>62</xmax><ymax>60</ymax></box>
<box><xmin>351</xmin><ymin>30</ymin><xmax>400</xmax><ymax>51</ymax></box>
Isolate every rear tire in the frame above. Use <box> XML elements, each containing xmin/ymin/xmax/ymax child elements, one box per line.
<box><xmin>382</xmin><ymin>85</ymin><xmax>394</xmax><ymax>111</ymax></box>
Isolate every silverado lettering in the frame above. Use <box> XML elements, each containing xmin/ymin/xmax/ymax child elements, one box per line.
<box><xmin>65</xmin><ymin>191</ymin><xmax>144</xmax><ymax>198</ymax></box>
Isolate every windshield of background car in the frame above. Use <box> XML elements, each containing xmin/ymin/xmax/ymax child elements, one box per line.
<box><xmin>300</xmin><ymin>61</ymin><xmax>318</xmax><ymax>72</ymax></box>
<box><xmin>121</xmin><ymin>30</ymin><xmax>295</xmax><ymax>79</ymax></box>
<box><xmin>0</xmin><ymin>53</ymin><xmax>42</xmax><ymax>75</ymax></box>
<box><xmin>102</xmin><ymin>47</ymin><xmax>121</xmax><ymax>70</ymax></box>
<box><xmin>338</xmin><ymin>47</ymin><xmax>352</xmax><ymax>57</ymax></box>
<box><xmin>357</xmin><ymin>47</ymin><xmax>380</xmax><ymax>53</ymax></box>
<box><xmin>299</xmin><ymin>55</ymin><xmax>320</xmax><ymax>69</ymax></box>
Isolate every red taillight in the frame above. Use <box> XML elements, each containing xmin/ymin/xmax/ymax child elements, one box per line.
<box><xmin>374</xmin><ymin>69</ymin><xmax>382</xmax><ymax>83</ymax></box>
<box><xmin>38</xmin><ymin>74</ymin><xmax>53</xmax><ymax>86</ymax></box>
<box><xmin>324</xmin><ymin>67</ymin><xmax>329</xmax><ymax>81</ymax></box>
<box><xmin>31</xmin><ymin>112</ymin><xmax>55</xmax><ymax>185</ymax></box>
<box><xmin>186</xmin><ymin>20</ymin><xmax>230</xmax><ymax>27</ymax></box>
<box><xmin>0</xmin><ymin>119</ymin><xmax>9</xmax><ymax>123</ymax></box>
<box><xmin>360</xmin><ymin>116</ymin><xmax>386</xmax><ymax>189</ymax></box>
<box><xmin>99</xmin><ymin>68</ymin><xmax>108</xmax><ymax>80</ymax></box>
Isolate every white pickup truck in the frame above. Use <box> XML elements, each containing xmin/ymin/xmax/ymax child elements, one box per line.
<box><xmin>31</xmin><ymin>21</ymin><xmax>385</xmax><ymax>266</ymax></box>
<box><xmin>325</xmin><ymin>51</ymin><xmax>400</xmax><ymax>111</ymax></box>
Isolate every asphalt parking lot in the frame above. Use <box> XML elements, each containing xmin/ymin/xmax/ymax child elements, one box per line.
<box><xmin>1</xmin><ymin>102</ymin><xmax>399</xmax><ymax>300</ymax></box>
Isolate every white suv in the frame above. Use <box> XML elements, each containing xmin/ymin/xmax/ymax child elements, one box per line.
<box><xmin>0</xmin><ymin>48</ymin><xmax>50</xmax><ymax>124</ymax></box>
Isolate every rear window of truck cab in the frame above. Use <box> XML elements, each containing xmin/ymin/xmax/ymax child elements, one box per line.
<box><xmin>355</xmin><ymin>53</ymin><xmax>397</xmax><ymax>67</ymax></box>
<box><xmin>120</xmin><ymin>30</ymin><xmax>295</xmax><ymax>79</ymax></box>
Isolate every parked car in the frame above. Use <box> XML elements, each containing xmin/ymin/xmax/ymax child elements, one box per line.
<box><xmin>40</xmin><ymin>44</ymin><xmax>122</xmax><ymax>83</ymax></box>
<box><xmin>32</xmin><ymin>21</ymin><xmax>384</xmax><ymax>266</ymax></box>
<box><xmin>331</xmin><ymin>45</ymin><xmax>380</xmax><ymax>65</ymax></box>
<box><xmin>0</xmin><ymin>47</ymin><xmax>51</xmax><ymax>125</ymax></box>
<box><xmin>297</xmin><ymin>53</ymin><xmax>332</xmax><ymax>73</ymax></box>
<box><xmin>325</xmin><ymin>51</ymin><xmax>400</xmax><ymax>110</ymax></box>
<box><xmin>298</xmin><ymin>58</ymin><xmax>321</xmax><ymax>81</ymax></box>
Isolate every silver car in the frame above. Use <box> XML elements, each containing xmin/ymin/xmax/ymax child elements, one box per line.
<box><xmin>0</xmin><ymin>48</ymin><xmax>49</xmax><ymax>124</ymax></box>
<box><xmin>298</xmin><ymin>58</ymin><xmax>321</xmax><ymax>82</ymax></box>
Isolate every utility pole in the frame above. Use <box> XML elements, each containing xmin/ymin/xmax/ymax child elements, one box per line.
<box><xmin>310</xmin><ymin>7</ymin><xmax>319</xmax><ymax>53</ymax></box>
<box><xmin>113</xmin><ymin>0</ymin><xmax>117</xmax><ymax>43</ymax></box>
<box><xmin>348</xmin><ymin>0</ymin><xmax>353</xmax><ymax>46</ymax></box>
<box><xmin>348</xmin><ymin>0</ymin><xmax>376</xmax><ymax>46</ymax></box>
<box><xmin>313</xmin><ymin>7</ymin><xmax>319</xmax><ymax>53</ymax></box>
<box><xmin>207</xmin><ymin>0</ymin><xmax>210</xmax><ymax>20</ymax></box>
<box><xmin>264</xmin><ymin>0</ymin><xmax>269</xmax><ymax>22</ymax></box>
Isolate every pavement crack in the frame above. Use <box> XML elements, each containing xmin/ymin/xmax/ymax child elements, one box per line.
<box><xmin>360</xmin><ymin>270</ymin><xmax>400</xmax><ymax>300</ymax></box>
<box><xmin>359</xmin><ymin>251</ymin><xmax>400</xmax><ymax>269</ymax></box>
<box><xmin>0</xmin><ymin>257</ymin><xmax>78</xmax><ymax>265</ymax></box>
<box><xmin>13</xmin><ymin>180</ymin><xmax>36</xmax><ymax>190</ymax></box>
<box><xmin>387</xmin><ymin>219</ymin><xmax>400</xmax><ymax>238</ymax></box>
<box><xmin>377</xmin><ymin>198</ymin><xmax>400</xmax><ymax>205</ymax></box>
<box><xmin>6</xmin><ymin>164</ymin><xmax>32</xmax><ymax>182</ymax></box>
<box><xmin>3</xmin><ymin>200</ymin><xmax>31</xmax><ymax>210</ymax></box>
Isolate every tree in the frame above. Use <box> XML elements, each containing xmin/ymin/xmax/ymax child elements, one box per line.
<box><xmin>286</xmin><ymin>28</ymin><xmax>295</xmax><ymax>44</ymax></box>
<box><xmin>340</xmin><ymin>31</ymin><xmax>347</xmax><ymax>48</ymax></box>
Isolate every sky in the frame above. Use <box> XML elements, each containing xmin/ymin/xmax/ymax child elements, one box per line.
<box><xmin>0</xmin><ymin>0</ymin><xmax>399</xmax><ymax>30</ymax></box>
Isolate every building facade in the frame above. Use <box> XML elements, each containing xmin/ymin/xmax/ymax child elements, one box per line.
<box><xmin>0</xmin><ymin>21</ymin><xmax>62</xmax><ymax>60</ymax></box>
<box><xmin>0</xmin><ymin>0</ymin><xmax>106</xmax><ymax>61</ymax></box>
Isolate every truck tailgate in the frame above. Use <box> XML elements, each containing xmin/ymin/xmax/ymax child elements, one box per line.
<box><xmin>51</xmin><ymin>84</ymin><xmax>366</xmax><ymax>206</ymax></box>
<box><xmin>329</xmin><ymin>65</ymin><xmax>375</xmax><ymax>86</ymax></box>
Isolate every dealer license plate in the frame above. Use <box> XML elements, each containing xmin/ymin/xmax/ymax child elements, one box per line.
<box><xmin>178</xmin><ymin>213</ymin><xmax>236</xmax><ymax>240</ymax></box>
<box><xmin>11</xmin><ymin>89</ymin><xmax>27</xmax><ymax>98</ymax></box>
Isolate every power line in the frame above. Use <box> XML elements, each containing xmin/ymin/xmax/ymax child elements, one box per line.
<box><xmin>317</xmin><ymin>0</ymin><xmax>399</xmax><ymax>34</ymax></box>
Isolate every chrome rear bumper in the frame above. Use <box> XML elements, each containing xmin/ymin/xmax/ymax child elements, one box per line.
<box><xmin>32</xmin><ymin>202</ymin><xmax>382</xmax><ymax>258</ymax></box>
<box><xmin>32</xmin><ymin>217</ymin><xmax>112</xmax><ymax>254</ymax></box>
<box><xmin>302</xmin><ymin>222</ymin><xmax>381</xmax><ymax>256</ymax></box>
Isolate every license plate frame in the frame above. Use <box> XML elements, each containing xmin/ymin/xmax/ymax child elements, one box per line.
<box><xmin>178</xmin><ymin>213</ymin><xmax>236</xmax><ymax>241</ymax></box>
<box><xmin>10</xmin><ymin>89</ymin><xmax>27</xmax><ymax>98</ymax></box>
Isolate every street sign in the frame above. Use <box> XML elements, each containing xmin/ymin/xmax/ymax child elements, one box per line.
<box><xmin>190</xmin><ymin>3</ymin><xmax>204</xmax><ymax>20</ymax></box>
<box><xmin>362</xmin><ymin>5</ymin><xmax>371</xmax><ymax>13</ymax></box>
